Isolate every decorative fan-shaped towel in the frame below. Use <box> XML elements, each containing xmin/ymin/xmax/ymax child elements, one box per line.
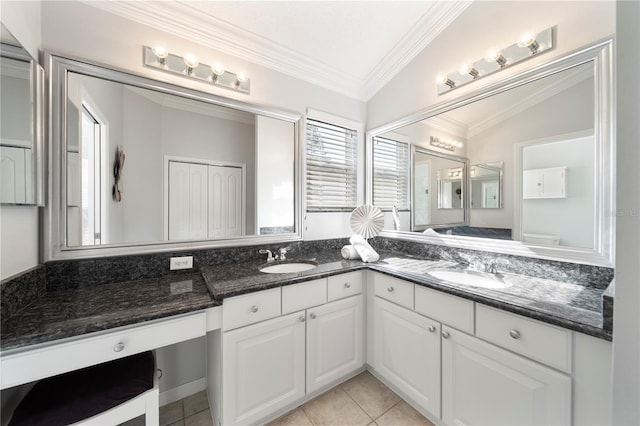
<box><xmin>350</xmin><ymin>205</ymin><xmax>384</xmax><ymax>239</ymax></box>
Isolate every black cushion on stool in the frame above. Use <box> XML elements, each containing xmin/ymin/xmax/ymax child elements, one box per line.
<box><xmin>9</xmin><ymin>350</ymin><xmax>155</xmax><ymax>426</ymax></box>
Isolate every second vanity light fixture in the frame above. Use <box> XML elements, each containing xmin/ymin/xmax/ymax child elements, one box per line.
<box><xmin>143</xmin><ymin>46</ymin><xmax>250</xmax><ymax>94</ymax></box>
<box><xmin>436</xmin><ymin>26</ymin><xmax>554</xmax><ymax>95</ymax></box>
<box><xmin>430</xmin><ymin>136</ymin><xmax>463</xmax><ymax>152</ymax></box>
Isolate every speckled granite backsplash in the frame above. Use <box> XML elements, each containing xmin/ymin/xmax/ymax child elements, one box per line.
<box><xmin>2</xmin><ymin>237</ymin><xmax>613</xmax><ymax>321</ymax></box>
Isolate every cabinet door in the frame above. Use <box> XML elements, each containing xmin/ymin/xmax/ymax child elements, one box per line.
<box><xmin>208</xmin><ymin>165</ymin><xmax>243</xmax><ymax>239</ymax></box>
<box><xmin>222</xmin><ymin>311</ymin><xmax>306</xmax><ymax>425</ymax></box>
<box><xmin>441</xmin><ymin>326</ymin><xmax>571</xmax><ymax>426</ymax></box>
<box><xmin>0</xmin><ymin>146</ymin><xmax>27</xmax><ymax>203</ymax></box>
<box><xmin>306</xmin><ymin>295</ymin><xmax>363</xmax><ymax>393</ymax></box>
<box><xmin>373</xmin><ymin>297</ymin><xmax>441</xmax><ymax>418</ymax></box>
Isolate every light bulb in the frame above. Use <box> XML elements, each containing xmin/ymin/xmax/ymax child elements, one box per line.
<box><xmin>436</xmin><ymin>74</ymin><xmax>446</xmax><ymax>84</ymax></box>
<box><xmin>518</xmin><ymin>33</ymin><xmax>539</xmax><ymax>53</ymax></box>
<box><xmin>459</xmin><ymin>63</ymin><xmax>479</xmax><ymax>79</ymax></box>
<box><xmin>237</xmin><ymin>72</ymin><xmax>248</xmax><ymax>82</ymax></box>
<box><xmin>436</xmin><ymin>74</ymin><xmax>455</xmax><ymax>89</ymax></box>
<box><xmin>152</xmin><ymin>46</ymin><xmax>168</xmax><ymax>59</ymax></box>
<box><xmin>485</xmin><ymin>49</ymin><xmax>507</xmax><ymax>67</ymax></box>
<box><xmin>183</xmin><ymin>55</ymin><xmax>199</xmax><ymax>69</ymax></box>
<box><xmin>211</xmin><ymin>64</ymin><xmax>225</xmax><ymax>76</ymax></box>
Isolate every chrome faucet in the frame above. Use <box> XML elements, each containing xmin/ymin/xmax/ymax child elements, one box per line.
<box><xmin>277</xmin><ymin>248</ymin><xmax>288</xmax><ymax>261</ymax></box>
<box><xmin>486</xmin><ymin>261</ymin><xmax>498</xmax><ymax>274</ymax></box>
<box><xmin>259</xmin><ymin>249</ymin><xmax>275</xmax><ymax>263</ymax></box>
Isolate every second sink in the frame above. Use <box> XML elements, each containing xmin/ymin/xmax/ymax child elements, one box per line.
<box><xmin>260</xmin><ymin>262</ymin><xmax>318</xmax><ymax>274</ymax></box>
<box><xmin>427</xmin><ymin>269</ymin><xmax>511</xmax><ymax>289</ymax></box>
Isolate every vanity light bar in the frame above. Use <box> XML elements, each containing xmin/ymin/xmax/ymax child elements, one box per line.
<box><xmin>430</xmin><ymin>136</ymin><xmax>462</xmax><ymax>152</ymax></box>
<box><xmin>143</xmin><ymin>46</ymin><xmax>250</xmax><ymax>94</ymax></box>
<box><xmin>436</xmin><ymin>26</ymin><xmax>554</xmax><ymax>95</ymax></box>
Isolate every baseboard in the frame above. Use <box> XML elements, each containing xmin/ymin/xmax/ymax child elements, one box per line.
<box><xmin>159</xmin><ymin>377</ymin><xmax>207</xmax><ymax>406</ymax></box>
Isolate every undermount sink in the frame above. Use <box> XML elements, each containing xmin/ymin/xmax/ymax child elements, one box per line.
<box><xmin>427</xmin><ymin>269</ymin><xmax>512</xmax><ymax>289</ymax></box>
<box><xmin>259</xmin><ymin>262</ymin><xmax>318</xmax><ymax>274</ymax></box>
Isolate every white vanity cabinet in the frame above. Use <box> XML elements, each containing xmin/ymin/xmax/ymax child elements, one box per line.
<box><xmin>441</xmin><ymin>325</ymin><xmax>571</xmax><ymax>425</ymax></box>
<box><xmin>306</xmin><ymin>295</ymin><xmax>363</xmax><ymax>393</ymax></box>
<box><xmin>222</xmin><ymin>311</ymin><xmax>306</xmax><ymax>426</ymax></box>
<box><xmin>373</xmin><ymin>297</ymin><xmax>441</xmax><ymax>418</ymax></box>
<box><xmin>212</xmin><ymin>272</ymin><xmax>365</xmax><ymax>426</ymax></box>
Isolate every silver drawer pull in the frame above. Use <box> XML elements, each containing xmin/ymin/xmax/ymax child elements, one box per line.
<box><xmin>428</xmin><ymin>325</ymin><xmax>436</xmax><ymax>333</ymax></box>
<box><xmin>509</xmin><ymin>329</ymin><xmax>521</xmax><ymax>339</ymax></box>
<box><xmin>250</xmin><ymin>305</ymin><xmax>259</xmax><ymax>313</ymax></box>
<box><xmin>344</xmin><ymin>282</ymin><xmax>351</xmax><ymax>289</ymax></box>
<box><xmin>113</xmin><ymin>342</ymin><xmax>125</xmax><ymax>352</ymax></box>
<box><xmin>442</xmin><ymin>331</ymin><xmax>450</xmax><ymax>339</ymax></box>
<box><xmin>299</xmin><ymin>315</ymin><xmax>306</xmax><ymax>323</ymax></box>
<box><xmin>387</xmin><ymin>286</ymin><xmax>394</xmax><ymax>292</ymax></box>
<box><xmin>310</xmin><ymin>313</ymin><xmax>317</xmax><ymax>319</ymax></box>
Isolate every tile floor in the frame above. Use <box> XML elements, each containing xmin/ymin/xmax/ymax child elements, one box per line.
<box><xmin>152</xmin><ymin>371</ymin><xmax>434</xmax><ymax>426</ymax></box>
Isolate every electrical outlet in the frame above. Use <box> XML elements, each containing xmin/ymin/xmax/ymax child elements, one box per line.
<box><xmin>170</xmin><ymin>256</ymin><xmax>193</xmax><ymax>270</ymax></box>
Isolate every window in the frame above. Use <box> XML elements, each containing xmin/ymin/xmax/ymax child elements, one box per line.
<box><xmin>306</xmin><ymin>118</ymin><xmax>357</xmax><ymax>211</ymax></box>
<box><xmin>372</xmin><ymin>136</ymin><xmax>410</xmax><ymax>210</ymax></box>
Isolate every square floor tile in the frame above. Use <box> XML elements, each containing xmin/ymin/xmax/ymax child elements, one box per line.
<box><xmin>184</xmin><ymin>391</ymin><xmax>209</xmax><ymax>417</ymax></box>
<box><xmin>341</xmin><ymin>372</ymin><xmax>401</xmax><ymax>419</ymax></box>
<box><xmin>375</xmin><ymin>401</ymin><xmax>434</xmax><ymax>426</ymax></box>
<box><xmin>160</xmin><ymin>400</ymin><xmax>184</xmax><ymax>426</ymax></box>
<box><xmin>266</xmin><ymin>407</ymin><xmax>313</xmax><ymax>426</ymax></box>
<box><xmin>185</xmin><ymin>409</ymin><xmax>214</xmax><ymax>426</ymax></box>
<box><xmin>303</xmin><ymin>387</ymin><xmax>372</xmax><ymax>426</ymax></box>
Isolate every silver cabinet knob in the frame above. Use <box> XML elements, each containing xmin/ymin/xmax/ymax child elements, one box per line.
<box><xmin>442</xmin><ymin>331</ymin><xmax>450</xmax><ymax>339</ymax></box>
<box><xmin>387</xmin><ymin>286</ymin><xmax>394</xmax><ymax>292</ymax></box>
<box><xmin>299</xmin><ymin>315</ymin><xmax>306</xmax><ymax>322</ymax></box>
<box><xmin>344</xmin><ymin>282</ymin><xmax>351</xmax><ymax>289</ymax></box>
<box><xmin>250</xmin><ymin>305</ymin><xmax>259</xmax><ymax>313</ymax></box>
<box><xmin>509</xmin><ymin>329</ymin><xmax>521</xmax><ymax>339</ymax></box>
<box><xmin>428</xmin><ymin>325</ymin><xmax>436</xmax><ymax>333</ymax></box>
<box><xmin>310</xmin><ymin>313</ymin><xmax>317</xmax><ymax>319</ymax></box>
<box><xmin>113</xmin><ymin>342</ymin><xmax>125</xmax><ymax>352</ymax></box>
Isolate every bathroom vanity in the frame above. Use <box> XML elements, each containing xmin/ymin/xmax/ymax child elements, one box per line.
<box><xmin>1</xmin><ymin>244</ymin><xmax>612</xmax><ymax>426</ymax></box>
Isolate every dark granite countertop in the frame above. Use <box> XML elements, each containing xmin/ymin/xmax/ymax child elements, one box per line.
<box><xmin>201</xmin><ymin>251</ymin><xmax>611</xmax><ymax>341</ymax></box>
<box><xmin>1</xmin><ymin>273</ymin><xmax>219</xmax><ymax>353</ymax></box>
<box><xmin>1</xmin><ymin>249</ymin><xmax>611</xmax><ymax>354</ymax></box>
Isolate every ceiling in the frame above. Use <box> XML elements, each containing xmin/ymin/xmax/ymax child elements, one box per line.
<box><xmin>84</xmin><ymin>0</ymin><xmax>472</xmax><ymax>101</ymax></box>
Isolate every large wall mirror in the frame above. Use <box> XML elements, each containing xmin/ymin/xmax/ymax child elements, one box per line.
<box><xmin>46</xmin><ymin>53</ymin><xmax>302</xmax><ymax>260</ymax></box>
<box><xmin>0</xmin><ymin>23</ymin><xmax>44</xmax><ymax>206</ymax></box>
<box><xmin>367</xmin><ymin>39</ymin><xmax>614</xmax><ymax>266</ymax></box>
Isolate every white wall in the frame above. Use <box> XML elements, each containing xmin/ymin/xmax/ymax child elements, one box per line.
<box><xmin>612</xmin><ymin>1</ymin><xmax>640</xmax><ymax>424</ymax></box>
<box><xmin>0</xmin><ymin>1</ymin><xmax>41</xmax><ymax>280</ymax></box>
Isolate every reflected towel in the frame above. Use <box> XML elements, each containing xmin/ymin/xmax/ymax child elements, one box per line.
<box><xmin>423</xmin><ymin>228</ymin><xmax>440</xmax><ymax>237</ymax></box>
<box><xmin>349</xmin><ymin>235</ymin><xmax>380</xmax><ymax>263</ymax></box>
<box><xmin>341</xmin><ymin>245</ymin><xmax>360</xmax><ymax>260</ymax></box>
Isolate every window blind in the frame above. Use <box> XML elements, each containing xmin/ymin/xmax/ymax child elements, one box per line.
<box><xmin>372</xmin><ymin>136</ymin><xmax>410</xmax><ymax>210</ymax></box>
<box><xmin>306</xmin><ymin>118</ymin><xmax>357</xmax><ymax>211</ymax></box>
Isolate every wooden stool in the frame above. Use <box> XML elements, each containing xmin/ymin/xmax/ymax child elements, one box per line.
<box><xmin>9</xmin><ymin>351</ymin><xmax>159</xmax><ymax>426</ymax></box>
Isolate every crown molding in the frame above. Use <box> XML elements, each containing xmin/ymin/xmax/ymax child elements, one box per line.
<box><xmin>363</xmin><ymin>1</ymin><xmax>473</xmax><ymax>101</ymax></box>
<box><xmin>423</xmin><ymin>114</ymin><xmax>469</xmax><ymax>139</ymax></box>
<box><xmin>82</xmin><ymin>0</ymin><xmax>470</xmax><ymax>102</ymax></box>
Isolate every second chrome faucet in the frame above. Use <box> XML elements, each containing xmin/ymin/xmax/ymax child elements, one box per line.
<box><xmin>259</xmin><ymin>248</ymin><xmax>288</xmax><ymax>263</ymax></box>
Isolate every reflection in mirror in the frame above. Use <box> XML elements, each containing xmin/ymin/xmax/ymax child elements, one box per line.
<box><xmin>470</xmin><ymin>162</ymin><xmax>502</xmax><ymax>209</ymax></box>
<box><xmin>66</xmin><ymin>72</ymin><xmax>295</xmax><ymax>247</ymax></box>
<box><xmin>412</xmin><ymin>148</ymin><xmax>466</xmax><ymax>231</ymax></box>
<box><xmin>367</xmin><ymin>39</ymin><xmax>614</xmax><ymax>265</ymax></box>
<box><xmin>0</xmin><ymin>23</ymin><xmax>43</xmax><ymax>205</ymax></box>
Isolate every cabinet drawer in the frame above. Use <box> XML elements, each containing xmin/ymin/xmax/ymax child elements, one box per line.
<box><xmin>223</xmin><ymin>287</ymin><xmax>281</xmax><ymax>330</ymax></box>
<box><xmin>374</xmin><ymin>274</ymin><xmax>413</xmax><ymax>309</ymax></box>
<box><xmin>1</xmin><ymin>312</ymin><xmax>206</xmax><ymax>390</ymax></box>
<box><xmin>475</xmin><ymin>304</ymin><xmax>572</xmax><ymax>372</ymax></box>
<box><xmin>328</xmin><ymin>271</ymin><xmax>363</xmax><ymax>301</ymax></box>
<box><xmin>282</xmin><ymin>279</ymin><xmax>327</xmax><ymax>314</ymax></box>
<box><xmin>414</xmin><ymin>286</ymin><xmax>474</xmax><ymax>334</ymax></box>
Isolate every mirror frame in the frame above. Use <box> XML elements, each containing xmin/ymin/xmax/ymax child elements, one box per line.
<box><xmin>470</xmin><ymin>161</ymin><xmax>503</xmax><ymax>210</ymax></box>
<box><xmin>45</xmin><ymin>51</ymin><xmax>303</xmax><ymax>261</ymax></box>
<box><xmin>366</xmin><ymin>38</ymin><xmax>614</xmax><ymax>266</ymax></box>
<box><xmin>411</xmin><ymin>145</ymin><xmax>469</xmax><ymax>232</ymax></box>
<box><xmin>0</xmin><ymin>25</ymin><xmax>45</xmax><ymax>206</ymax></box>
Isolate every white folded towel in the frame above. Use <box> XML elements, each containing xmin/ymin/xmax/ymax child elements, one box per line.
<box><xmin>423</xmin><ymin>228</ymin><xmax>440</xmax><ymax>237</ymax></box>
<box><xmin>349</xmin><ymin>235</ymin><xmax>380</xmax><ymax>263</ymax></box>
<box><xmin>341</xmin><ymin>245</ymin><xmax>360</xmax><ymax>260</ymax></box>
